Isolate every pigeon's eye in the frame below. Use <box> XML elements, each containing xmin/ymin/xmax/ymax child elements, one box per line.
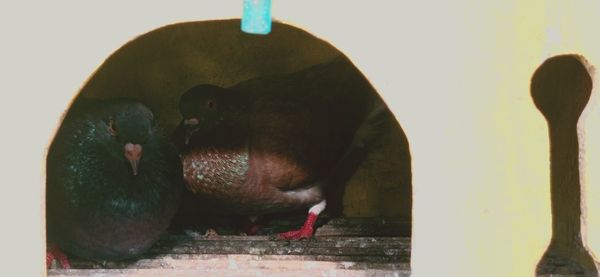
<box><xmin>207</xmin><ymin>100</ymin><xmax>217</xmax><ymax>110</ymax></box>
<box><xmin>108</xmin><ymin>119</ymin><xmax>117</xmax><ymax>136</ymax></box>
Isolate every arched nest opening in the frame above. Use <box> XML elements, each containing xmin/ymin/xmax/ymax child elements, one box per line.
<box><xmin>46</xmin><ymin>19</ymin><xmax>412</xmax><ymax>275</ymax></box>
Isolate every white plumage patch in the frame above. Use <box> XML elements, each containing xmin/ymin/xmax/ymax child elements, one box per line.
<box><xmin>309</xmin><ymin>200</ymin><xmax>327</xmax><ymax>215</ymax></box>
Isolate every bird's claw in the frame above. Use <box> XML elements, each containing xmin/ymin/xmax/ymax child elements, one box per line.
<box><xmin>46</xmin><ymin>244</ymin><xmax>71</xmax><ymax>269</ymax></box>
<box><xmin>242</xmin><ymin>222</ymin><xmax>262</xmax><ymax>235</ymax></box>
<box><xmin>278</xmin><ymin>227</ymin><xmax>314</xmax><ymax>240</ymax></box>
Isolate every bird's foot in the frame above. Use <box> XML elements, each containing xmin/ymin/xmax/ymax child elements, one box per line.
<box><xmin>277</xmin><ymin>212</ymin><xmax>318</xmax><ymax>240</ymax></box>
<box><xmin>278</xmin><ymin>226</ymin><xmax>314</xmax><ymax>240</ymax></box>
<box><xmin>245</xmin><ymin>223</ymin><xmax>262</xmax><ymax>235</ymax></box>
<box><xmin>238</xmin><ymin>215</ymin><xmax>264</xmax><ymax>235</ymax></box>
<box><xmin>241</xmin><ymin>221</ymin><xmax>263</xmax><ymax>235</ymax></box>
<box><xmin>46</xmin><ymin>244</ymin><xmax>71</xmax><ymax>269</ymax></box>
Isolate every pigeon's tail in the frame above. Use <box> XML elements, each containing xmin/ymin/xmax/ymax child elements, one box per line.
<box><xmin>324</xmin><ymin>94</ymin><xmax>390</xmax><ymax>217</ymax></box>
<box><xmin>350</xmin><ymin>95</ymin><xmax>389</xmax><ymax>149</ymax></box>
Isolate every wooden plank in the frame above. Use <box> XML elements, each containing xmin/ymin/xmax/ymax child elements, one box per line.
<box><xmin>64</xmin><ymin>254</ymin><xmax>410</xmax><ymax>270</ymax></box>
<box><xmin>50</xmin><ymin>268</ymin><xmax>411</xmax><ymax>277</ymax></box>
<box><xmin>67</xmin><ymin>254</ymin><xmax>408</xmax><ymax>269</ymax></box>
<box><xmin>51</xmin><ymin>254</ymin><xmax>410</xmax><ymax>276</ymax></box>
<box><xmin>64</xmin><ymin>236</ymin><xmax>410</xmax><ymax>269</ymax></box>
<box><xmin>48</xmin><ymin>217</ymin><xmax>412</xmax><ymax>275</ymax></box>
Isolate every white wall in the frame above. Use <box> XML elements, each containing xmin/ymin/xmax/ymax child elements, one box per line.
<box><xmin>2</xmin><ymin>1</ymin><xmax>599</xmax><ymax>276</ymax></box>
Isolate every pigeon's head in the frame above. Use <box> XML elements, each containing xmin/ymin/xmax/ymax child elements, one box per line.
<box><xmin>178</xmin><ymin>84</ymin><xmax>228</xmax><ymax>144</ymax></box>
<box><xmin>100</xmin><ymin>100</ymin><xmax>155</xmax><ymax>176</ymax></box>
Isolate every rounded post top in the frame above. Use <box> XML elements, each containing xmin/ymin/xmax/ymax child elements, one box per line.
<box><xmin>531</xmin><ymin>54</ymin><xmax>593</xmax><ymax>123</ymax></box>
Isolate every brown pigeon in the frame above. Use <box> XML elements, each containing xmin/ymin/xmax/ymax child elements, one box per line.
<box><xmin>174</xmin><ymin>57</ymin><xmax>386</xmax><ymax>239</ymax></box>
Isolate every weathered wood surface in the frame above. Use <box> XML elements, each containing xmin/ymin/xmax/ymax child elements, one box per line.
<box><xmin>48</xmin><ymin>217</ymin><xmax>411</xmax><ymax>276</ymax></box>
<box><xmin>64</xmin><ymin>236</ymin><xmax>409</xmax><ymax>268</ymax></box>
<box><xmin>53</xmin><ymin>253</ymin><xmax>410</xmax><ymax>271</ymax></box>
<box><xmin>50</xmin><ymin>267</ymin><xmax>410</xmax><ymax>277</ymax></box>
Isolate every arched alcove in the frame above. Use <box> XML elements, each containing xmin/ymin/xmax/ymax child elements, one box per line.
<box><xmin>46</xmin><ymin>19</ymin><xmax>412</xmax><ymax>274</ymax></box>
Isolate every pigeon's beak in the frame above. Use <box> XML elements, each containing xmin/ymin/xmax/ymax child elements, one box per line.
<box><xmin>124</xmin><ymin>143</ymin><xmax>143</xmax><ymax>176</ymax></box>
<box><xmin>183</xmin><ymin>117</ymin><xmax>200</xmax><ymax>145</ymax></box>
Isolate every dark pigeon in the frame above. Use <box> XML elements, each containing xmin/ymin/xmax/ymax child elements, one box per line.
<box><xmin>174</xmin><ymin>57</ymin><xmax>387</xmax><ymax>239</ymax></box>
<box><xmin>46</xmin><ymin>98</ymin><xmax>183</xmax><ymax>267</ymax></box>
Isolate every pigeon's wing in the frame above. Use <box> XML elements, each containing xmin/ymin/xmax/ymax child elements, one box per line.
<box><xmin>233</xmin><ymin>57</ymin><xmax>382</xmax><ymax>192</ymax></box>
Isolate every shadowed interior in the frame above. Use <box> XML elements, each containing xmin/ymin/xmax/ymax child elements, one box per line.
<box><xmin>70</xmin><ymin>19</ymin><xmax>412</xmax><ymax>221</ymax></box>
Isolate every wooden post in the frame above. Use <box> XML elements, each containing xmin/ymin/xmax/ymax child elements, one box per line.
<box><xmin>532</xmin><ymin>54</ymin><xmax>599</xmax><ymax>276</ymax></box>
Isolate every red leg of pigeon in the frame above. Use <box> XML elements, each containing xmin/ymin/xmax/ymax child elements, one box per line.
<box><xmin>46</xmin><ymin>251</ymin><xmax>54</xmax><ymax>268</ymax></box>
<box><xmin>46</xmin><ymin>244</ymin><xmax>71</xmax><ymax>269</ymax></box>
<box><xmin>279</xmin><ymin>200</ymin><xmax>326</xmax><ymax>240</ymax></box>
<box><xmin>242</xmin><ymin>216</ymin><xmax>263</xmax><ymax>235</ymax></box>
